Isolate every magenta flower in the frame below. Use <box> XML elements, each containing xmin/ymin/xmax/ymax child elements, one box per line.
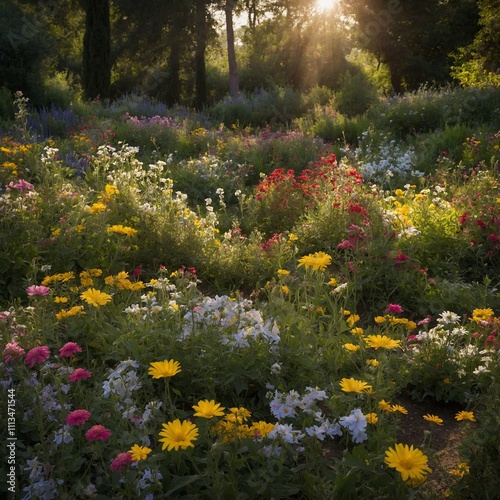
<box><xmin>386</xmin><ymin>304</ymin><xmax>404</xmax><ymax>314</ymax></box>
<box><xmin>110</xmin><ymin>452</ymin><xmax>132</xmax><ymax>473</ymax></box>
<box><xmin>26</xmin><ymin>285</ymin><xmax>50</xmax><ymax>297</ymax></box>
<box><xmin>25</xmin><ymin>346</ymin><xmax>50</xmax><ymax>368</ymax></box>
<box><xmin>85</xmin><ymin>425</ymin><xmax>111</xmax><ymax>442</ymax></box>
<box><xmin>68</xmin><ymin>368</ymin><xmax>92</xmax><ymax>383</ymax></box>
<box><xmin>3</xmin><ymin>341</ymin><xmax>25</xmax><ymax>363</ymax></box>
<box><xmin>59</xmin><ymin>342</ymin><xmax>82</xmax><ymax>357</ymax></box>
<box><xmin>65</xmin><ymin>409</ymin><xmax>91</xmax><ymax>426</ymax></box>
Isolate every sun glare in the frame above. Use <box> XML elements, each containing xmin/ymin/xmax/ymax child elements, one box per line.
<box><xmin>315</xmin><ymin>0</ymin><xmax>337</xmax><ymax>12</ymax></box>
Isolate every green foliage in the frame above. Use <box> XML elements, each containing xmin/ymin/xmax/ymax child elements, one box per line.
<box><xmin>334</xmin><ymin>70</ymin><xmax>380</xmax><ymax>117</ymax></box>
<box><xmin>453</xmin><ymin>379</ymin><xmax>500</xmax><ymax>498</ymax></box>
<box><xmin>295</xmin><ymin>110</ymin><xmax>370</xmax><ymax>147</ymax></box>
<box><xmin>208</xmin><ymin>87</ymin><xmax>308</xmax><ymax>128</ymax></box>
<box><xmin>0</xmin><ymin>86</ymin><xmax>14</xmax><ymax>123</ymax></box>
<box><xmin>1</xmin><ymin>87</ymin><xmax>500</xmax><ymax>498</ymax></box>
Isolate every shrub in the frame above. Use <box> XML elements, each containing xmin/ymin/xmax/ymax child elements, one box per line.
<box><xmin>333</xmin><ymin>70</ymin><xmax>379</xmax><ymax>117</ymax></box>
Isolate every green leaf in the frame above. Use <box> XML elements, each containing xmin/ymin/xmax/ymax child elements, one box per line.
<box><xmin>165</xmin><ymin>474</ymin><xmax>201</xmax><ymax>496</ymax></box>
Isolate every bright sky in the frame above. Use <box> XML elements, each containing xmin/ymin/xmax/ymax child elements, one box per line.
<box><xmin>315</xmin><ymin>0</ymin><xmax>338</xmax><ymax>12</ymax></box>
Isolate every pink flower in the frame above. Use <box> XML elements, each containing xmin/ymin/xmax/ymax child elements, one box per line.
<box><xmin>3</xmin><ymin>341</ymin><xmax>25</xmax><ymax>362</ymax></box>
<box><xmin>337</xmin><ymin>239</ymin><xmax>355</xmax><ymax>250</ymax></box>
<box><xmin>85</xmin><ymin>425</ymin><xmax>111</xmax><ymax>442</ymax></box>
<box><xmin>386</xmin><ymin>304</ymin><xmax>403</xmax><ymax>314</ymax></box>
<box><xmin>59</xmin><ymin>342</ymin><xmax>82</xmax><ymax>357</ymax></box>
<box><xmin>65</xmin><ymin>409</ymin><xmax>91</xmax><ymax>426</ymax></box>
<box><xmin>0</xmin><ymin>311</ymin><xmax>12</xmax><ymax>321</ymax></box>
<box><xmin>68</xmin><ymin>368</ymin><xmax>92</xmax><ymax>382</ymax></box>
<box><xmin>9</xmin><ymin>179</ymin><xmax>35</xmax><ymax>191</ymax></box>
<box><xmin>110</xmin><ymin>452</ymin><xmax>132</xmax><ymax>473</ymax></box>
<box><xmin>26</xmin><ymin>285</ymin><xmax>50</xmax><ymax>296</ymax></box>
<box><xmin>25</xmin><ymin>346</ymin><xmax>50</xmax><ymax>368</ymax></box>
<box><xmin>418</xmin><ymin>316</ymin><xmax>432</xmax><ymax>325</ymax></box>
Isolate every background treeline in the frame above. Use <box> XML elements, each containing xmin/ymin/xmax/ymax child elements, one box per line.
<box><xmin>0</xmin><ymin>0</ymin><xmax>499</xmax><ymax>112</ymax></box>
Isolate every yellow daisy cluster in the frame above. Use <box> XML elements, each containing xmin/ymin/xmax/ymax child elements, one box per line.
<box><xmin>107</xmin><ymin>225</ymin><xmax>138</xmax><ymax>236</ymax></box>
<box><xmin>89</xmin><ymin>202</ymin><xmax>107</xmax><ymax>214</ymax></box>
<box><xmin>297</xmin><ymin>251</ymin><xmax>332</xmax><ymax>271</ymax></box>
<box><xmin>214</xmin><ymin>407</ymin><xmax>274</xmax><ymax>443</ymax></box>
<box><xmin>55</xmin><ymin>305</ymin><xmax>85</xmax><ymax>320</ymax></box>
<box><xmin>449</xmin><ymin>462</ymin><xmax>470</xmax><ymax>478</ymax></box>
<box><xmin>374</xmin><ymin>315</ymin><xmax>417</xmax><ymax>330</ymax></box>
<box><xmin>79</xmin><ymin>269</ymin><xmax>103</xmax><ymax>287</ymax></box>
<box><xmin>105</xmin><ymin>272</ymin><xmax>145</xmax><ymax>291</ymax></box>
<box><xmin>42</xmin><ymin>272</ymin><xmax>75</xmax><ymax>286</ymax></box>
<box><xmin>378</xmin><ymin>400</ymin><xmax>408</xmax><ymax>414</ymax></box>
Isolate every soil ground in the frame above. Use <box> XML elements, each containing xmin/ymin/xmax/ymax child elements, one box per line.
<box><xmin>395</xmin><ymin>395</ymin><xmax>477</xmax><ymax>498</ymax></box>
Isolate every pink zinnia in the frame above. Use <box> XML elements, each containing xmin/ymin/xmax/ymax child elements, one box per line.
<box><xmin>110</xmin><ymin>452</ymin><xmax>132</xmax><ymax>472</ymax></box>
<box><xmin>25</xmin><ymin>346</ymin><xmax>50</xmax><ymax>368</ymax></box>
<box><xmin>86</xmin><ymin>425</ymin><xmax>111</xmax><ymax>442</ymax></box>
<box><xmin>59</xmin><ymin>342</ymin><xmax>82</xmax><ymax>357</ymax></box>
<box><xmin>65</xmin><ymin>409</ymin><xmax>91</xmax><ymax>426</ymax></box>
<box><xmin>68</xmin><ymin>368</ymin><xmax>92</xmax><ymax>382</ymax></box>
<box><xmin>3</xmin><ymin>341</ymin><xmax>25</xmax><ymax>362</ymax></box>
<box><xmin>26</xmin><ymin>285</ymin><xmax>50</xmax><ymax>296</ymax></box>
<box><xmin>386</xmin><ymin>303</ymin><xmax>403</xmax><ymax>314</ymax></box>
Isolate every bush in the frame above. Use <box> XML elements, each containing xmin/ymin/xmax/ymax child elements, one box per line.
<box><xmin>334</xmin><ymin>71</ymin><xmax>379</xmax><ymax>117</ymax></box>
<box><xmin>208</xmin><ymin>87</ymin><xmax>307</xmax><ymax>128</ymax></box>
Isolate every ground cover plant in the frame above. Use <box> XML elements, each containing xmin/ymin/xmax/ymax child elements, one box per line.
<box><xmin>1</xmin><ymin>88</ymin><xmax>500</xmax><ymax>499</ymax></box>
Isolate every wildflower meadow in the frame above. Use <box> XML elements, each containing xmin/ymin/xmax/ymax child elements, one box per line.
<box><xmin>1</xmin><ymin>88</ymin><xmax>500</xmax><ymax>499</ymax></box>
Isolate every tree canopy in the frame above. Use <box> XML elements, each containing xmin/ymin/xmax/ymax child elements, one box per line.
<box><xmin>0</xmin><ymin>0</ymin><xmax>497</xmax><ymax>107</ymax></box>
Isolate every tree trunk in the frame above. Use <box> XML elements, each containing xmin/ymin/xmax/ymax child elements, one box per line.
<box><xmin>81</xmin><ymin>0</ymin><xmax>111</xmax><ymax>100</ymax></box>
<box><xmin>194</xmin><ymin>0</ymin><xmax>207</xmax><ymax>110</ymax></box>
<box><xmin>165</xmin><ymin>22</ymin><xmax>183</xmax><ymax>106</ymax></box>
<box><xmin>226</xmin><ymin>0</ymin><xmax>239</xmax><ymax>97</ymax></box>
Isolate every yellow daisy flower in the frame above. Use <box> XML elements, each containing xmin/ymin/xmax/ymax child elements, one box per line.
<box><xmin>364</xmin><ymin>335</ymin><xmax>402</xmax><ymax>350</ymax></box>
<box><xmin>158</xmin><ymin>419</ymin><xmax>199</xmax><ymax>451</ymax></box>
<box><xmin>192</xmin><ymin>400</ymin><xmax>226</xmax><ymax>419</ymax></box>
<box><xmin>384</xmin><ymin>443</ymin><xmax>432</xmax><ymax>484</ymax></box>
<box><xmin>80</xmin><ymin>288</ymin><xmax>112</xmax><ymax>307</ymax></box>
<box><xmin>128</xmin><ymin>444</ymin><xmax>152</xmax><ymax>461</ymax></box>
<box><xmin>339</xmin><ymin>377</ymin><xmax>372</xmax><ymax>394</ymax></box>
<box><xmin>423</xmin><ymin>414</ymin><xmax>443</xmax><ymax>426</ymax></box>
<box><xmin>455</xmin><ymin>411</ymin><xmax>476</xmax><ymax>422</ymax></box>
<box><xmin>148</xmin><ymin>359</ymin><xmax>182</xmax><ymax>379</ymax></box>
